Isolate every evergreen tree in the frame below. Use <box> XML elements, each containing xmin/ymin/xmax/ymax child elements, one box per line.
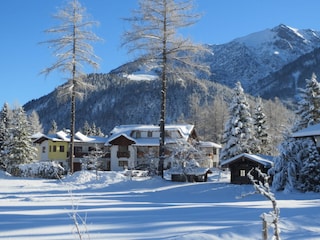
<box><xmin>48</xmin><ymin>120</ymin><xmax>58</xmax><ymax>134</ymax></box>
<box><xmin>91</xmin><ymin>122</ymin><xmax>97</xmax><ymax>135</ymax></box>
<box><xmin>1</xmin><ymin>103</ymin><xmax>11</xmax><ymax>129</ymax></box>
<box><xmin>220</xmin><ymin>82</ymin><xmax>254</xmax><ymax>161</ymax></box>
<box><xmin>28</xmin><ymin>110</ymin><xmax>43</xmax><ymax>134</ymax></box>
<box><xmin>4</xmin><ymin>106</ymin><xmax>37</xmax><ymax>173</ymax></box>
<box><xmin>272</xmin><ymin>73</ymin><xmax>320</xmax><ymax>192</ymax></box>
<box><xmin>82</xmin><ymin>121</ymin><xmax>91</xmax><ymax>135</ymax></box>
<box><xmin>271</xmin><ymin>130</ymin><xmax>300</xmax><ymax>192</ymax></box>
<box><xmin>295</xmin><ymin>73</ymin><xmax>320</xmax><ymax>131</ymax></box>
<box><xmin>95</xmin><ymin>127</ymin><xmax>104</xmax><ymax>137</ymax></box>
<box><xmin>0</xmin><ymin>103</ymin><xmax>12</xmax><ymax>170</ymax></box>
<box><xmin>297</xmin><ymin>138</ymin><xmax>320</xmax><ymax>192</ymax></box>
<box><xmin>253</xmin><ymin>97</ymin><xmax>271</xmax><ymax>155</ymax></box>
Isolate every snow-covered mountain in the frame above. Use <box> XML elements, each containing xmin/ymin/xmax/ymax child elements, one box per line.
<box><xmin>24</xmin><ymin>24</ymin><xmax>320</xmax><ymax>133</ymax></box>
<box><xmin>24</xmin><ymin>73</ymin><xmax>233</xmax><ymax>134</ymax></box>
<box><xmin>207</xmin><ymin>24</ymin><xmax>320</xmax><ymax>92</ymax></box>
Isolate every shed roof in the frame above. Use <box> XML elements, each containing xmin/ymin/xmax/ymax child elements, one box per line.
<box><xmin>292</xmin><ymin>123</ymin><xmax>320</xmax><ymax>138</ymax></box>
<box><xmin>220</xmin><ymin>153</ymin><xmax>274</xmax><ymax>168</ymax></box>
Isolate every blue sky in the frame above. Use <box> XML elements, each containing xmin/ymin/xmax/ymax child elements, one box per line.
<box><xmin>1</xmin><ymin>0</ymin><xmax>320</xmax><ymax>107</ymax></box>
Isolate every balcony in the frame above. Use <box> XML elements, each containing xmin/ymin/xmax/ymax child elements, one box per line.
<box><xmin>117</xmin><ymin>151</ymin><xmax>130</xmax><ymax>158</ymax></box>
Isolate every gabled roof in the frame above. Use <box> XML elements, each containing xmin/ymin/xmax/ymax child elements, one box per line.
<box><xmin>220</xmin><ymin>153</ymin><xmax>274</xmax><ymax>168</ymax></box>
<box><xmin>292</xmin><ymin>123</ymin><xmax>320</xmax><ymax>138</ymax></box>
<box><xmin>33</xmin><ymin>131</ymin><xmax>108</xmax><ymax>144</ymax></box>
<box><xmin>107</xmin><ymin>124</ymin><xmax>196</xmax><ymax>146</ymax></box>
<box><xmin>109</xmin><ymin>124</ymin><xmax>195</xmax><ymax>140</ymax></box>
<box><xmin>108</xmin><ymin>134</ymin><xmax>136</xmax><ymax>145</ymax></box>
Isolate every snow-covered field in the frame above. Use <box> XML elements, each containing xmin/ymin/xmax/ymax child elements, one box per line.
<box><xmin>0</xmin><ymin>170</ymin><xmax>320</xmax><ymax>240</ymax></box>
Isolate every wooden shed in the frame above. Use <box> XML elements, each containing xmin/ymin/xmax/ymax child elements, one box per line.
<box><xmin>169</xmin><ymin>167</ymin><xmax>212</xmax><ymax>182</ymax></box>
<box><xmin>220</xmin><ymin>153</ymin><xmax>274</xmax><ymax>184</ymax></box>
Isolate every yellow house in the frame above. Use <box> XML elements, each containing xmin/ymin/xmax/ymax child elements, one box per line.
<box><xmin>33</xmin><ymin>131</ymin><xmax>70</xmax><ymax>169</ymax></box>
<box><xmin>33</xmin><ymin>131</ymin><xmax>108</xmax><ymax>171</ymax></box>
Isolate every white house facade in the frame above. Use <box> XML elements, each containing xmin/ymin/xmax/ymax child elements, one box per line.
<box><xmin>105</xmin><ymin>124</ymin><xmax>221</xmax><ymax>171</ymax></box>
<box><xmin>33</xmin><ymin>124</ymin><xmax>221</xmax><ymax>172</ymax></box>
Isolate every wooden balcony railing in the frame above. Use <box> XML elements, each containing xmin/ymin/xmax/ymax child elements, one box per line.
<box><xmin>117</xmin><ymin>151</ymin><xmax>130</xmax><ymax>158</ymax></box>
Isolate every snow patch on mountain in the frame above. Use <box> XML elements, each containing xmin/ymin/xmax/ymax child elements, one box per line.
<box><xmin>124</xmin><ymin>73</ymin><xmax>158</xmax><ymax>81</ymax></box>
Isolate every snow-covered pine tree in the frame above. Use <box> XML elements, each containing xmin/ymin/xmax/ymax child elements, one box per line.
<box><xmin>95</xmin><ymin>127</ymin><xmax>104</xmax><ymax>137</ymax></box>
<box><xmin>271</xmin><ymin>124</ymin><xmax>317</xmax><ymax>192</ymax></box>
<box><xmin>295</xmin><ymin>73</ymin><xmax>320</xmax><ymax>131</ymax></box>
<box><xmin>253</xmin><ymin>97</ymin><xmax>271</xmax><ymax>155</ymax></box>
<box><xmin>220</xmin><ymin>81</ymin><xmax>254</xmax><ymax>161</ymax></box>
<box><xmin>82</xmin><ymin>121</ymin><xmax>91</xmax><ymax>135</ymax></box>
<box><xmin>0</xmin><ymin>103</ymin><xmax>12</xmax><ymax>170</ymax></box>
<box><xmin>297</xmin><ymin>138</ymin><xmax>320</xmax><ymax>192</ymax></box>
<box><xmin>91</xmin><ymin>122</ymin><xmax>97</xmax><ymax>135</ymax></box>
<box><xmin>271</xmin><ymin>129</ymin><xmax>297</xmax><ymax>192</ymax></box>
<box><xmin>28</xmin><ymin>110</ymin><xmax>43</xmax><ymax>134</ymax></box>
<box><xmin>5</xmin><ymin>106</ymin><xmax>37</xmax><ymax>174</ymax></box>
<box><xmin>48</xmin><ymin>120</ymin><xmax>58</xmax><ymax>134</ymax></box>
<box><xmin>272</xmin><ymin>73</ymin><xmax>320</xmax><ymax>192</ymax></box>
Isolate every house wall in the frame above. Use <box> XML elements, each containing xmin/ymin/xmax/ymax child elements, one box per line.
<box><xmin>198</xmin><ymin>146</ymin><xmax>220</xmax><ymax>168</ymax></box>
<box><xmin>110</xmin><ymin>145</ymin><xmax>136</xmax><ymax>171</ymax></box>
<box><xmin>229</xmin><ymin>159</ymin><xmax>269</xmax><ymax>184</ymax></box>
<box><xmin>34</xmin><ymin>141</ymin><xmax>49</xmax><ymax>161</ymax></box>
<box><xmin>48</xmin><ymin>140</ymin><xmax>68</xmax><ymax>161</ymax></box>
<box><xmin>213</xmin><ymin>148</ymin><xmax>220</xmax><ymax>168</ymax></box>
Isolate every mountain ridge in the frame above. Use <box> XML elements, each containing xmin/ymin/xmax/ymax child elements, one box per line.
<box><xmin>24</xmin><ymin>24</ymin><xmax>320</xmax><ymax>135</ymax></box>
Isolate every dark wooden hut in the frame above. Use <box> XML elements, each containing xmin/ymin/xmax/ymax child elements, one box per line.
<box><xmin>220</xmin><ymin>153</ymin><xmax>273</xmax><ymax>184</ymax></box>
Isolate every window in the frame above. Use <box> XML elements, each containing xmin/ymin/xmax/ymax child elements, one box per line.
<box><xmin>59</xmin><ymin>145</ymin><xmax>64</xmax><ymax>152</ymax></box>
<box><xmin>148</xmin><ymin>131</ymin><xmax>152</xmax><ymax>137</ymax></box>
<box><xmin>212</xmin><ymin>148</ymin><xmax>217</xmax><ymax>155</ymax></box>
<box><xmin>74</xmin><ymin>146</ymin><xmax>82</xmax><ymax>153</ymax></box>
<box><xmin>240</xmin><ymin>170</ymin><xmax>246</xmax><ymax>177</ymax></box>
<box><xmin>117</xmin><ymin>145</ymin><xmax>130</xmax><ymax>158</ymax></box>
<box><xmin>42</xmin><ymin>146</ymin><xmax>46</xmax><ymax>153</ymax></box>
<box><xmin>53</xmin><ymin>145</ymin><xmax>57</xmax><ymax>152</ymax></box>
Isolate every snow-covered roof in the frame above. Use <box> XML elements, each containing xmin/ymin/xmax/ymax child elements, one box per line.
<box><xmin>292</xmin><ymin>123</ymin><xmax>320</xmax><ymax>138</ymax></box>
<box><xmin>199</xmin><ymin>141</ymin><xmax>222</xmax><ymax>148</ymax></box>
<box><xmin>109</xmin><ymin>124</ymin><xmax>194</xmax><ymax>139</ymax></box>
<box><xmin>220</xmin><ymin>153</ymin><xmax>274</xmax><ymax>168</ymax></box>
<box><xmin>107</xmin><ymin>124</ymin><xmax>221</xmax><ymax>148</ymax></box>
<box><xmin>107</xmin><ymin>133</ymin><xmax>137</xmax><ymax>145</ymax></box>
<box><xmin>108</xmin><ymin>124</ymin><xmax>195</xmax><ymax>144</ymax></box>
<box><xmin>33</xmin><ymin>131</ymin><xmax>108</xmax><ymax>144</ymax></box>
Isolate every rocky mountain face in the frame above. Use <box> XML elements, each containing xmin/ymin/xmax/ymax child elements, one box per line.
<box><xmin>207</xmin><ymin>24</ymin><xmax>320</xmax><ymax>96</ymax></box>
<box><xmin>24</xmin><ymin>24</ymin><xmax>320</xmax><ymax>134</ymax></box>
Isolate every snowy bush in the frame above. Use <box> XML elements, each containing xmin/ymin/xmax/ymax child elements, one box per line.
<box><xmin>10</xmin><ymin>161</ymin><xmax>64</xmax><ymax>179</ymax></box>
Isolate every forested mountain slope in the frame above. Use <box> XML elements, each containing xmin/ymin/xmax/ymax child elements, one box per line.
<box><xmin>24</xmin><ymin>24</ymin><xmax>320</xmax><ymax>140</ymax></box>
<box><xmin>24</xmin><ymin>73</ymin><xmax>233</xmax><ymax>135</ymax></box>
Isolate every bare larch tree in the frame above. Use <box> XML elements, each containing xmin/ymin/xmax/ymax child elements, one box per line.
<box><xmin>122</xmin><ymin>0</ymin><xmax>210</xmax><ymax>177</ymax></box>
<box><xmin>41</xmin><ymin>0</ymin><xmax>100</xmax><ymax>173</ymax></box>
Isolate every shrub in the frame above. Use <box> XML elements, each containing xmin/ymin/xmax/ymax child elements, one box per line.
<box><xmin>10</xmin><ymin>161</ymin><xmax>64</xmax><ymax>179</ymax></box>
